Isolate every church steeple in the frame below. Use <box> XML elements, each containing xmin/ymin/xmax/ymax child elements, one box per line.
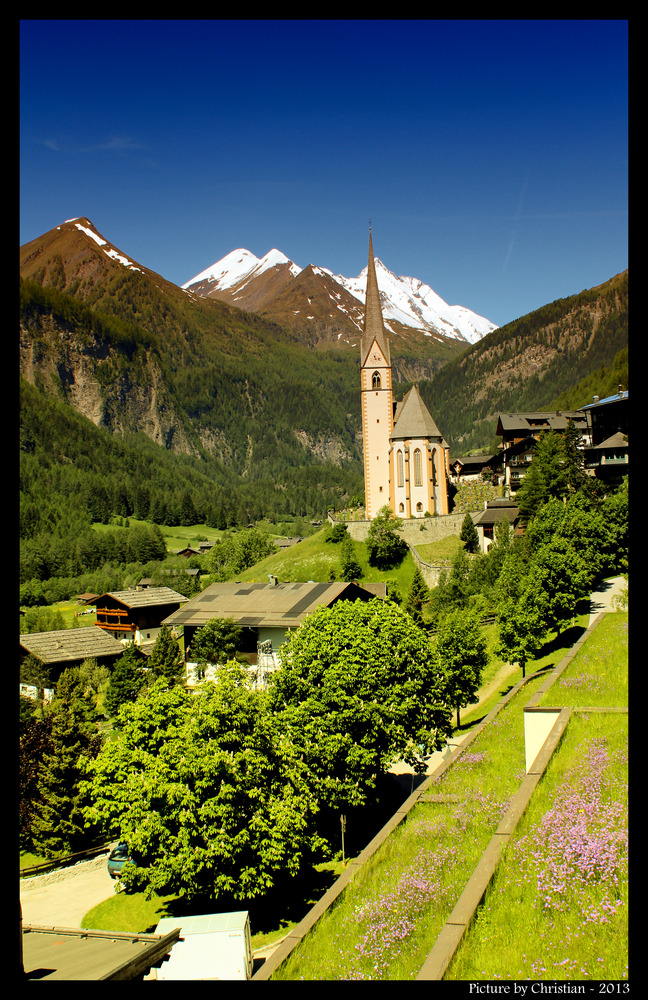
<box><xmin>361</xmin><ymin>229</ymin><xmax>391</xmax><ymax>367</ymax></box>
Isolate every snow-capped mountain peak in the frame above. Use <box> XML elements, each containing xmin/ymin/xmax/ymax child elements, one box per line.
<box><xmin>182</xmin><ymin>249</ymin><xmax>497</xmax><ymax>345</ymax></box>
<box><xmin>182</xmin><ymin>248</ymin><xmax>300</xmax><ymax>292</ymax></box>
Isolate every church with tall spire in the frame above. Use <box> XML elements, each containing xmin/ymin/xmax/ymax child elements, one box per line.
<box><xmin>360</xmin><ymin>230</ymin><xmax>450</xmax><ymax>520</ymax></box>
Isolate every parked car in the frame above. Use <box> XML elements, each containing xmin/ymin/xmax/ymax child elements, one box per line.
<box><xmin>107</xmin><ymin>841</ymin><xmax>135</xmax><ymax>879</ymax></box>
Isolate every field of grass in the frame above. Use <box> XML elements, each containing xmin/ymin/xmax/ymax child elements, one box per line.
<box><xmin>538</xmin><ymin>613</ymin><xmax>628</xmax><ymax>708</ymax></box>
<box><xmin>412</xmin><ymin>534</ymin><xmax>464</xmax><ymax>564</ymax></box>
<box><xmin>446</xmin><ymin>712</ymin><xmax>628</xmax><ymax>981</ymax></box>
<box><xmin>237</xmin><ymin>527</ymin><xmax>418</xmax><ymax>598</ymax></box>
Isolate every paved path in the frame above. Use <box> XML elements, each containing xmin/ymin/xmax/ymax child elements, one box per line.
<box><xmin>588</xmin><ymin>574</ymin><xmax>626</xmax><ymax>625</ymax></box>
<box><xmin>20</xmin><ymin>855</ymin><xmax>117</xmax><ymax>929</ymax></box>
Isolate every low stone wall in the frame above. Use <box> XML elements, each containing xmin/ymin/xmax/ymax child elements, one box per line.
<box><xmin>334</xmin><ymin>512</ymin><xmax>473</xmax><ymax>589</ymax></box>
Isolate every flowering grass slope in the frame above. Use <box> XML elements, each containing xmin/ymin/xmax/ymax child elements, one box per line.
<box><xmin>446</xmin><ymin>713</ymin><xmax>628</xmax><ymax>981</ymax></box>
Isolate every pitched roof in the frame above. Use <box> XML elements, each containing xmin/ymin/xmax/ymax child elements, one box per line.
<box><xmin>592</xmin><ymin>431</ymin><xmax>628</xmax><ymax>450</ymax></box>
<box><xmin>391</xmin><ymin>385</ymin><xmax>443</xmax><ymax>441</ymax></box>
<box><xmin>472</xmin><ymin>500</ymin><xmax>520</xmax><ymax>526</ymax></box>
<box><xmin>95</xmin><ymin>587</ymin><xmax>189</xmax><ymax>609</ymax></box>
<box><xmin>20</xmin><ymin>626</ymin><xmax>125</xmax><ymax>664</ymax></box>
<box><xmin>360</xmin><ymin>230</ymin><xmax>391</xmax><ymax>367</ymax></box>
<box><xmin>162</xmin><ymin>580</ymin><xmax>378</xmax><ymax>630</ymax></box>
<box><xmin>496</xmin><ymin>411</ymin><xmax>588</xmax><ymax>435</ymax></box>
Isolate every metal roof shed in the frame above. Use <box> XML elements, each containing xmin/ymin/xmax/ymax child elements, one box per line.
<box><xmin>154</xmin><ymin>910</ymin><xmax>253</xmax><ymax>980</ymax></box>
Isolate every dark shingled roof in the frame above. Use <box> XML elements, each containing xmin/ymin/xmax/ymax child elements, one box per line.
<box><xmin>391</xmin><ymin>385</ymin><xmax>444</xmax><ymax>441</ymax></box>
<box><xmin>163</xmin><ymin>581</ymin><xmax>379</xmax><ymax>630</ymax></box>
<box><xmin>95</xmin><ymin>587</ymin><xmax>188</xmax><ymax>609</ymax></box>
<box><xmin>20</xmin><ymin>626</ymin><xmax>125</xmax><ymax>664</ymax></box>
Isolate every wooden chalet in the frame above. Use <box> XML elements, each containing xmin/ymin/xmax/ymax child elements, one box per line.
<box><xmin>95</xmin><ymin>587</ymin><xmax>188</xmax><ymax>648</ymax></box>
<box><xmin>495</xmin><ymin>410</ymin><xmax>590</xmax><ymax>493</ymax></box>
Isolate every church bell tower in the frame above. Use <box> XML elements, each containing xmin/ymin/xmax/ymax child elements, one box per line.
<box><xmin>360</xmin><ymin>230</ymin><xmax>393</xmax><ymax>519</ymax></box>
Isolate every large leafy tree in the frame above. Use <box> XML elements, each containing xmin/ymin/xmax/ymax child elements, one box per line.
<box><xmin>434</xmin><ymin>607</ymin><xmax>489</xmax><ymax>728</ymax></box>
<box><xmin>82</xmin><ymin>670</ymin><xmax>325</xmax><ymax>903</ymax></box>
<box><xmin>269</xmin><ymin>598</ymin><xmax>452</xmax><ymax>813</ymax></box>
<box><xmin>496</xmin><ymin>585</ymin><xmax>547</xmax><ymax>678</ymax></box>
<box><xmin>189</xmin><ymin>617</ymin><xmax>243</xmax><ymax>665</ymax></box>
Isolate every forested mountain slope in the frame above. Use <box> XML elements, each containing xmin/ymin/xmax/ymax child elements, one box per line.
<box><xmin>417</xmin><ymin>270</ymin><xmax>628</xmax><ymax>454</ymax></box>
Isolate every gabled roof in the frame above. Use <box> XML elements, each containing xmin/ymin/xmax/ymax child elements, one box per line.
<box><xmin>496</xmin><ymin>411</ymin><xmax>588</xmax><ymax>435</ymax></box>
<box><xmin>163</xmin><ymin>580</ymin><xmax>378</xmax><ymax>630</ymax></box>
<box><xmin>391</xmin><ymin>385</ymin><xmax>443</xmax><ymax>441</ymax></box>
<box><xmin>95</xmin><ymin>587</ymin><xmax>188</xmax><ymax>609</ymax></box>
<box><xmin>472</xmin><ymin>500</ymin><xmax>520</xmax><ymax>527</ymax></box>
<box><xmin>591</xmin><ymin>431</ymin><xmax>628</xmax><ymax>450</ymax></box>
<box><xmin>20</xmin><ymin>626</ymin><xmax>125</xmax><ymax>664</ymax></box>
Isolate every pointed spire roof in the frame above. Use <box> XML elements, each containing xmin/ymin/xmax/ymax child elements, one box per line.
<box><xmin>361</xmin><ymin>229</ymin><xmax>391</xmax><ymax>367</ymax></box>
<box><xmin>391</xmin><ymin>385</ymin><xmax>444</xmax><ymax>441</ymax></box>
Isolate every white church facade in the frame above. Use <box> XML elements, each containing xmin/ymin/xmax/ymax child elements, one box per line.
<box><xmin>360</xmin><ymin>232</ymin><xmax>450</xmax><ymax>520</ymax></box>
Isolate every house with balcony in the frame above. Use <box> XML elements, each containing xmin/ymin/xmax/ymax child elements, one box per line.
<box><xmin>94</xmin><ymin>586</ymin><xmax>188</xmax><ymax>651</ymax></box>
<box><xmin>579</xmin><ymin>389</ymin><xmax>628</xmax><ymax>487</ymax></box>
<box><xmin>495</xmin><ymin>410</ymin><xmax>590</xmax><ymax>493</ymax></box>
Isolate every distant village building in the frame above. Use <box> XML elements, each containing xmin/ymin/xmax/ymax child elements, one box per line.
<box><xmin>494</xmin><ymin>410</ymin><xmax>590</xmax><ymax>493</ymax></box>
<box><xmin>471</xmin><ymin>499</ymin><xmax>522</xmax><ymax>554</ymax></box>
<box><xmin>94</xmin><ymin>586</ymin><xmax>188</xmax><ymax>651</ymax></box>
<box><xmin>20</xmin><ymin>625</ymin><xmax>126</xmax><ymax>690</ymax></box>
<box><xmin>580</xmin><ymin>388</ymin><xmax>629</xmax><ymax>487</ymax></box>
<box><xmin>360</xmin><ymin>231</ymin><xmax>449</xmax><ymax>519</ymax></box>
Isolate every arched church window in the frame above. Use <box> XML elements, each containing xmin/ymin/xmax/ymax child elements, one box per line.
<box><xmin>399</xmin><ymin>502</ymin><xmax>405</xmax><ymax>513</ymax></box>
<box><xmin>397</xmin><ymin>450</ymin><xmax>404</xmax><ymax>488</ymax></box>
<box><xmin>414</xmin><ymin>449</ymin><xmax>422</xmax><ymax>487</ymax></box>
<box><xmin>431</xmin><ymin>449</ymin><xmax>437</xmax><ymax>484</ymax></box>
<box><xmin>372</xmin><ymin>371</ymin><xmax>381</xmax><ymax>389</ymax></box>
<box><xmin>416</xmin><ymin>502</ymin><xmax>423</xmax><ymax>512</ymax></box>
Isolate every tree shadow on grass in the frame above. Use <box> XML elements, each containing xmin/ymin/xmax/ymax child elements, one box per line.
<box><xmin>148</xmin><ymin>771</ymin><xmax>420</xmax><ymax>937</ymax></box>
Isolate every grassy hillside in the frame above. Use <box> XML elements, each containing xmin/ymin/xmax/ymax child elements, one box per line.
<box><xmin>236</xmin><ymin>527</ymin><xmax>418</xmax><ymax>598</ymax></box>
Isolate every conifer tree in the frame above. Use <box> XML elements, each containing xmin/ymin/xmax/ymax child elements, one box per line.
<box><xmin>30</xmin><ymin>708</ymin><xmax>102</xmax><ymax>857</ymax></box>
<box><xmin>104</xmin><ymin>645</ymin><xmax>146</xmax><ymax>719</ymax></box>
<box><xmin>148</xmin><ymin>625</ymin><xmax>184</xmax><ymax>685</ymax></box>
<box><xmin>404</xmin><ymin>567</ymin><xmax>430</xmax><ymax>626</ymax></box>
<box><xmin>460</xmin><ymin>513</ymin><xmax>480</xmax><ymax>554</ymax></box>
<box><xmin>340</xmin><ymin>534</ymin><xmax>363</xmax><ymax>582</ymax></box>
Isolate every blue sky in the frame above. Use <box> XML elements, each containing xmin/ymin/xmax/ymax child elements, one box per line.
<box><xmin>20</xmin><ymin>19</ymin><xmax>628</xmax><ymax>327</ymax></box>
